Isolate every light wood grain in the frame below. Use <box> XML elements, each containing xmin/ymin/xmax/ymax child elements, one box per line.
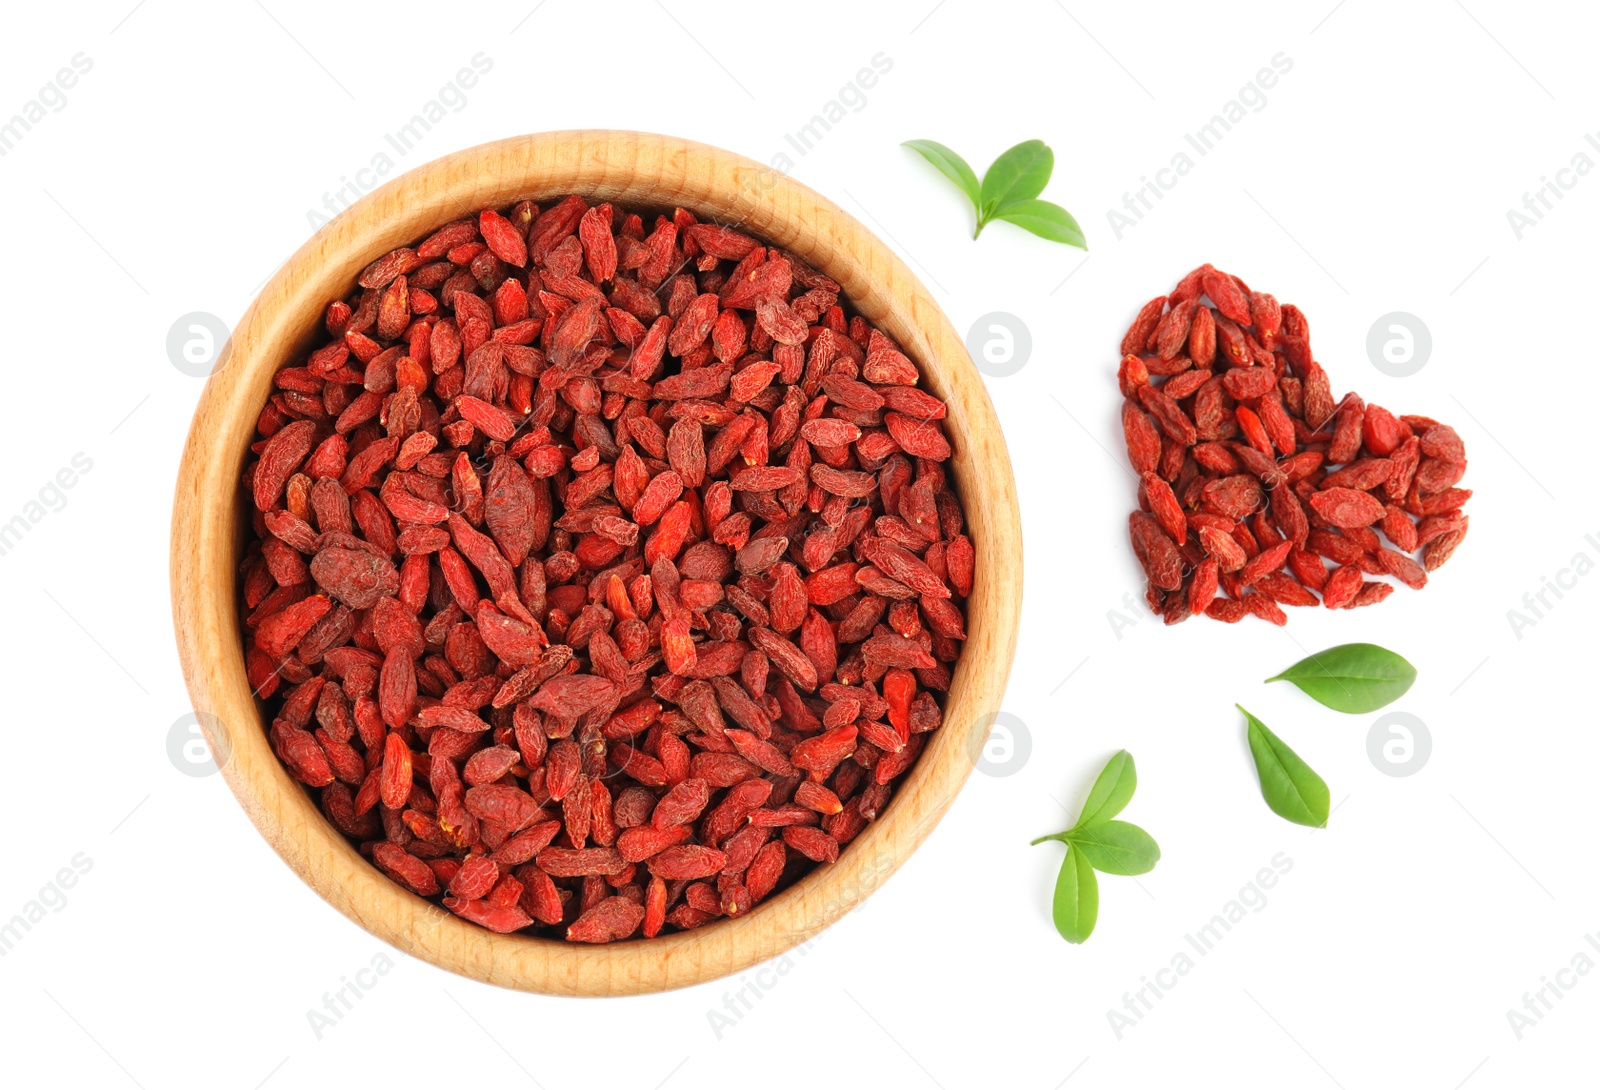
<box><xmin>170</xmin><ymin>130</ymin><xmax>1023</xmax><ymax>996</ymax></box>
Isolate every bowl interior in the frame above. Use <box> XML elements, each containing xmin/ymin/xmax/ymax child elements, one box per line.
<box><xmin>172</xmin><ymin>130</ymin><xmax>1021</xmax><ymax>995</ymax></box>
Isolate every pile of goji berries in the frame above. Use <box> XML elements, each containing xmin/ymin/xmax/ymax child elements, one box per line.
<box><xmin>1118</xmin><ymin>264</ymin><xmax>1470</xmax><ymax>625</ymax></box>
<box><xmin>240</xmin><ymin>198</ymin><xmax>970</xmax><ymax>941</ymax></box>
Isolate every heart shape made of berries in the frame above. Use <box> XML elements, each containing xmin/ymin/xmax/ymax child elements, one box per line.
<box><xmin>1117</xmin><ymin>263</ymin><xmax>1470</xmax><ymax>626</ymax></box>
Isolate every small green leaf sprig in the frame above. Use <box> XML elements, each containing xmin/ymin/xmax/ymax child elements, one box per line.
<box><xmin>902</xmin><ymin>138</ymin><xmax>1086</xmax><ymax>247</ymax></box>
<box><xmin>1031</xmin><ymin>751</ymin><xmax>1158</xmax><ymax>943</ymax></box>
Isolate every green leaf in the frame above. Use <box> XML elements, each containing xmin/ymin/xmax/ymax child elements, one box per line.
<box><xmin>1240</xmin><ymin>705</ymin><xmax>1330</xmax><ymax>828</ymax></box>
<box><xmin>901</xmin><ymin>139</ymin><xmax>981</xmax><ymax>209</ymax></box>
<box><xmin>1073</xmin><ymin>750</ymin><xmax>1136</xmax><ymax>830</ymax></box>
<box><xmin>1066</xmin><ymin>821</ymin><xmax>1161</xmax><ymax>875</ymax></box>
<box><xmin>990</xmin><ymin>199</ymin><xmax>1087</xmax><ymax>248</ymax></box>
<box><xmin>1052</xmin><ymin>844</ymin><xmax>1099</xmax><ymax>944</ymax></box>
<box><xmin>1265</xmin><ymin>643</ymin><xmax>1417</xmax><ymax>714</ymax></box>
<box><xmin>979</xmin><ymin>139</ymin><xmax>1054</xmax><ymax>222</ymax></box>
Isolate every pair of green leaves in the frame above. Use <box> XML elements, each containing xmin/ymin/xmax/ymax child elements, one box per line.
<box><xmin>1244</xmin><ymin>643</ymin><xmax>1416</xmax><ymax>828</ymax></box>
<box><xmin>1032</xmin><ymin>751</ymin><xmax>1158</xmax><ymax>943</ymax></box>
<box><xmin>902</xmin><ymin>139</ymin><xmax>1087</xmax><ymax>247</ymax></box>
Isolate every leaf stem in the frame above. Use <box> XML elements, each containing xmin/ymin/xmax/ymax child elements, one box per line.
<box><xmin>1030</xmin><ymin>831</ymin><xmax>1070</xmax><ymax>846</ymax></box>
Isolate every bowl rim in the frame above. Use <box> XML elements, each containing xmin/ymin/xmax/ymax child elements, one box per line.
<box><xmin>170</xmin><ymin>129</ymin><xmax>1022</xmax><ymax>996</ymax></box>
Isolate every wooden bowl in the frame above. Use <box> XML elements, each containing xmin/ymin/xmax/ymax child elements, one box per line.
<box><xmin>171</xmin><ymin>130</ymin><xmax>1022</xmax><ymax>995</ymax></box>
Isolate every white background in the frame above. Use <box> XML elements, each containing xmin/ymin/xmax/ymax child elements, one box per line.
<box><xmin>2</xmin><ymin>1</ymin><xmax>1596</xmax><ymax>1086</ymax></box>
